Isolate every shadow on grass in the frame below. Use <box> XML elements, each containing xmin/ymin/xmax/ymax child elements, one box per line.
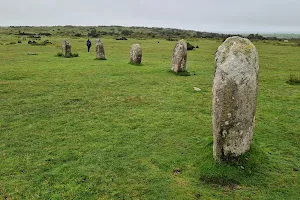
<box><xmin>195</xmin><ymin>136</ymin><xmax>270</xmax><ymax>189</ymax></box>
<box><xmin>55</xmin><ymin>52</ymin><xmax>79</xmax><ymax>58</ymax></box>
<box><xmin>200</xmin><ymin>175</ymin><xmax>240</xmax><ymax>190</ymax></box>
<box><xmin>1</xmin><ymin>75</ymin><xmax>26</xmax><ymax>80</ymax></box>
<box><xmin>128</xmin><ymin>62</ymin><xmax>144</xmax><ymax>66</ymax></box>
<box><xmin>94</xmin><ymin>58</ymin><xmax>107</xmax><ymax>60</ymax></box>
<box><xmin>168</xmin><ymin>70</ymin><xmax>195</xmax><ymax>76</ymax></box>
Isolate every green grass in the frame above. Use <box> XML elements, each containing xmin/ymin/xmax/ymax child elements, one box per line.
<box><xmin>0</xmin><ymin>35</ymin><xmax>299</xmax><ymax>199</ymax></box>
<box><xmin>261</xmin><ymin>33</ymin><xmax>300</xmax><ymax>39</ymax></box>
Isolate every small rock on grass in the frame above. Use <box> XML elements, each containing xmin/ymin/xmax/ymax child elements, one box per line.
<box><xmin>28</xmin><ymin>52</ymin><xmax>37</xmax><ymax>55</ymax></box>
<box><xmin>193</xmin><ymin>87</ymin><xmax>201</xmax><ymax>91</ymax></box>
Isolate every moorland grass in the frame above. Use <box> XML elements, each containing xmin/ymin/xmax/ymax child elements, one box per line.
<box><xmin>0</xmin><ymin>35</ymin><xmax>299</xmax><ymax>199</ymax></box>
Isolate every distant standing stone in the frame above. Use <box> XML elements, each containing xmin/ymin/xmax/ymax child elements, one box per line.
<box><xmin>212</xmin><ymin>36</ymin><xmax>259</xmax><ymax>162</ymax></box>
<box><xmin>62</xmin><ymin>40</ymin><xmax>72</xmax><ymax>58</ymax></box>
<box><xmin>95</xmin><ymin>38</ymin><xmax>106</xmax><ymax>60</ymax></box>
<box><xmin>130</xmin><ymin>44</ymin><xmax>142</xmax><ymax>64</ymax></box>
<box><xmin>171</xmin><ymin>39</ymin><xmax>187</xmax><ymax>73</ymax></box>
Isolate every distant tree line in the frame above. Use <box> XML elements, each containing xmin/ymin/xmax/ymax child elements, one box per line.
<box><xmin>246</xmin><ymin>33</ymin><xmax>278</xmax><ymax>40</ymax></box>
<box><xmin>17</xmin><ymin>31</ymin><xmax>52</xmax><ymax>38</ymax></box>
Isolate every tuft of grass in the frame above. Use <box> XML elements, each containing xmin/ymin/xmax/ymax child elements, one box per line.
<box><xmin>287</xmin><ymin>74</ymin><xmax>300</xmax><ymax>85</ymax></box>
<box><xmin>71</xmin><ymin>53</ymin><xmax>79</xmax><ymax>57</ymax></box>
<box><xmin>56</xmin><ymin>52</ymin><xmax>64</xmax><ymax>57</ymax></box>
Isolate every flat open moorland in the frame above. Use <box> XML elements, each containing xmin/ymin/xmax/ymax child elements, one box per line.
<box><xmin>1</xmin><ymin>35</ymin><xmax>299</xmax><ymax>199</ymax></box>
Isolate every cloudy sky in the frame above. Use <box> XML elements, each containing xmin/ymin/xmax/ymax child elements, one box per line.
<box><xmin>1</xmin><ymin>0</ymin><xmax>300</xmax><ymax>33</ymax></box>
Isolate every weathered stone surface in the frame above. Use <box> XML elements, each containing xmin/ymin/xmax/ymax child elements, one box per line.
<box><xmin>171</xmin><ymin>39</ymin><xmax>187</xmax><ymax>72</ymax></box>
<box><xmin>212</xmin><ymin>36</ymin><xmax>259</xmax><ymax>162</ymax></box>
<box><xmin>95</xmin><ymin>38</ymin><xmax>106</xmax><ymax>59</ymax></box>
<box><xmin>62</xmin><ymin>40</ymin><xmax>72</xmax><ymax>58</ymax></box>
<box><xmin>130</xmin><ymin>44</ymin><xmax>142</xmax><ymax>64</ymax></box>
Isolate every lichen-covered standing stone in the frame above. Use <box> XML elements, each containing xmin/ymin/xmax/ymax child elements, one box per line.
<box><xmin>213</xmin><ymin>36</ymin><xmax>259</xmax><ymax>162</ymax></box>
<box><xmin>171</xmin><ymin>39</ymin><xmax>187</xmax><ymax>72</ymax></box>
<box><xmin>62</xmin><ymin>40</ymin><xmax>72</xmax><ymax>58</ymax></box>
<box><xmin>130</xmin><ymin>44</ymin><xmax>142</xmax><ymax>64</ymax></box>
<box><xmin>95</xmin><ymin>38</ymin><xmax>106</xmax><ymax>60</ymax></box>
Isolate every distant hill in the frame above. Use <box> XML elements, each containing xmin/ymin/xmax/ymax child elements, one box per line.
<box><xmin>0</xmin><ymin>25</ymin><xmax>241</xmax><ymax>40</ymax></box>
<box><xmin>0</xmin><ymin>25</ymin><xmax>299</xmax><ymax>40</ymax></box>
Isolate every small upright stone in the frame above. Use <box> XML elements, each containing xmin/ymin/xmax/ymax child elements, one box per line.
<box><xmin>62</xmin><ymin>40</ymin><xmax>72</xmax><ymax>58</ymax></box>
<box><xmin>95</xmin><ymin>38</ymin><xmax>106</xmax><ymax>60</ymax></box>
<box><xmin>212</xmin><ymin>36</ymin><xmax>259</xmax><ymax>163</ymax></box>
<box><xmin>171</xmin><ymin>39</ymin><xmax>187</xmax><ymax>73</ymax></box>
<box><xmin>130</xmin><ymin>44</ymin><xmax>142</xmax><ymax>64</ymax></box>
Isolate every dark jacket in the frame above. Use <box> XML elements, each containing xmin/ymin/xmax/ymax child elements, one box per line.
<box><xmin>86</xmin><ymin>40</ymin><xmax>91</xmax><ymax>47</ymax></box>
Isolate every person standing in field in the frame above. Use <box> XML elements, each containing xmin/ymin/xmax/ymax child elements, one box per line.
<box><xmin>86</xmin><ymin>39</ymin><xmax>91</xmax><ymax>52</ymax></box>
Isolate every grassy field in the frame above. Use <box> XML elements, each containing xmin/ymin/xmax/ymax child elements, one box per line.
<box><xmin>261</xmin><ymin>33</ymin><xmax>300</xmax><ymax>39</ymax></box>
<box><xmin>0</xmin><ymin>35</ymin><xmax>300</xmax><ymax>199</ymax></box>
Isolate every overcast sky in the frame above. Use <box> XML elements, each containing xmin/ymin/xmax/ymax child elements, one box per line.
<box><xmin>1</xmin><ymin>0</ymin><xmax>300</xmax><ymax>33</ymax></box>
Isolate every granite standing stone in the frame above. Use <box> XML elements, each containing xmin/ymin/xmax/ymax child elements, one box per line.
<box><xmin>62</xmin><ymin>40</ymin><xmax>72</xmax><ymax>58</ymax></box>
<box><xmin>130</xmin><ymin>44</ymin><xmax>142</xmax><ymax>64</ymax></box>
<box><xmin>171</xmin><ymin>39</ymin><xmax>187</xmax><ymax>72</ymax></box>
<box><xmin>95</xmin><ymin>38</ymin><xmax>106</xmax><ymax>60</ymax></box>
<box><xmin>213</xmin><ymin>36</ymin><xmax>259</xmax><ymax>162</ymax></box>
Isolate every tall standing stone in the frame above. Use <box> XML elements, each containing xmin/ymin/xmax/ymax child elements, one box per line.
<box><xmin>130</xmin><ymin>44</ymin><xmax>142</xmax><ymax>64</ymax></box>
<box><xmin>95</xmin><ymin>38</ymin><xmax>106</xmax><ymax>60</ymax></box>
<box><xmin>62</xmin><ymin>40</ymin><xmax>72</xmax><ymax>58</ymax></box>
<box><xmin>212</xmin><ymin>36</ymin><xmax>259</xmax><ymax>162</ymax></box>
<box><xmin>171</xmin><ymin>39</ymin><xmax>187</xmax><ymax>73</ymax></box>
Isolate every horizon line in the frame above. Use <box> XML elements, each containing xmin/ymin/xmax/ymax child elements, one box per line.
<box><xmin>1</xmin><ymin>24</ymin><xmax>300</xmax><ymax>35</ymax></box>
